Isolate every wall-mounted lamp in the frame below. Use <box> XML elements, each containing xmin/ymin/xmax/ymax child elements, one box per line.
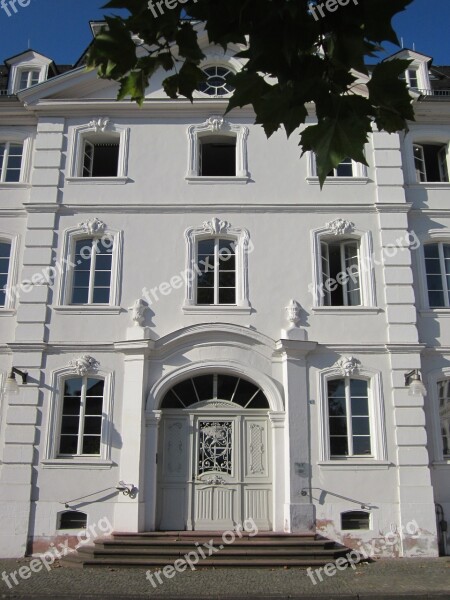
<box><xmin>4</xmin><ymin>368</ymin><xmax>28</xmax><ymax>395</ymax></box>
<box><xmin>404</xmin><ymin>369</ymin><xmax>427</xmax><ymax>397</ymax></box>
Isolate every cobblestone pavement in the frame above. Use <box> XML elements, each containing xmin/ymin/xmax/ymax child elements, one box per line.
<box><xmin>0</xmin><ymin>558</ymin><xmax>448</xmax><ymax>599</ymax></box>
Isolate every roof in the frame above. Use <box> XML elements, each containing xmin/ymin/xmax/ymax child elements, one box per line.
<box><xmin>430</xmin><ymin>66</ymin><xmax>450</xmax><ymax>92</ymax></box>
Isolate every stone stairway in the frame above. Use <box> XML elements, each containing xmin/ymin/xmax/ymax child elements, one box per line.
<box><xmin>61</xmin><ymin>531</ymin><xmax>354</xmax><ymax>568</ymax></box>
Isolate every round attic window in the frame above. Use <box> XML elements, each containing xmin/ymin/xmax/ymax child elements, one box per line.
<box><xmin>199</xmin><ymin>66</ymin><xmax>235</xmax><ymax>96</ymax></box>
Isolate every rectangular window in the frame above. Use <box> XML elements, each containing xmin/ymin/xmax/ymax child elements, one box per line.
<box><xmin>437</xmin><ymin>381</ymin><xmax>450</xmax><ymax>458</ymax></box>
<box><xmin>196</xmin><ymin>238</ymin><xmax>236</xmax><ymax>305</ymax></box>
<box><xmin>424</xmin><ymin>243</ymin><xmax>450</xmax><ymax>308</ymax></box>
<box><xmin>19</xmin><ymin>69</ymin><xmax>40</xmax><ymax>91</ymax></box>
<box><xmin>82</xmin><ymin>140</ymin><xmax>119</xmax><ymax>177</ymax></box>
<box><xmin>59</xmin><ymin>377</ymin><xmax>104</xmax><ymax>456</ymax></box>
<box><xmin>413</xmin><ymin>143</ymin><xmax>449</xmax><ymax>183</ymax></box>
<box><xmin>328</xmin><ymin>378</ymin><xmax>371</xmax><ymax>458</ymax></box>
<box><xmin>328</xmin><ymin>157</ymin><xmax>353</xmax><ymax>177</ymax></box>
<box><xmin>200</xmin><ymin>137</ymin><xmax>236</xmax><ymax>176</ymax></box>
<box><xmin>71</xmin><ymin>239</ymin><xmax>113</xmax><ymax>305</ymax></box>
<box><xmin>401</xmin><ymin>68</ymin><xmax>419</xmax><ymax>90</ymax></box>
<box><xmin>0</xmin><ymin>241</ymin><xmax>11</xmax><ymax>307</ymax></box>
<box><xmin>0</xmin><ymin>142</ymin><xmax>24</xmax><ymax>183</ymax></box>
<box><xmin>321</xmin><ymin>240</ymin><xmax>361</xmax><ymax>306</ymax></box>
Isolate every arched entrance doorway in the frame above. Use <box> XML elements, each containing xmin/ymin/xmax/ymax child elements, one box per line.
<box><xmin>156</xmin><ymin>373</ymin><xmax>272</xmax><ymax>530</ymax></box>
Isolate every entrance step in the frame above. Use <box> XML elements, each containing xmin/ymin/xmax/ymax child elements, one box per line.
<box><xmin>61</xmin><ymin>532</ymin><xmax>359</xmax><ymax>569</ymax></box>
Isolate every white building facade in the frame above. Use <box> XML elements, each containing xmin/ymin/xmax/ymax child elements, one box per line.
<box><xmin>0</xmin><ymin>32</ymin><xmax>448</xmax><ymax>558</ymax></box>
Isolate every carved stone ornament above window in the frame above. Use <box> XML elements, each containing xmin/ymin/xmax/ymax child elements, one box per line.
<box><xmin>68</xmin><ymin>355</ymin><xmax>100</xmax><ymax>376</ymax></box>
<box><xmin>78</xmin><ymin>218</ymin><xmax>107</xmax><ymax>236</ymax></box>
<box><xmin>202</xmin><ymin>218</ymin><xmax>231</xmax><ymax>235</ymax></box>
<box><xmin>88</xmin><ymin>117</ymin><xmax>110</xmax><ymax>133</ymax></box>
<box><xmin>206</xmin><ymin>116</ymin><xmax>225</xmax><ymax>132</ymax></box>
<box><xmin>335</xmin><ymin>356</ymin><xmax>361</xmax><ymax>377</ymax></box>
<box><xmin>326</xmin><ymin>219</ymin><xmax>355</xmax><ymax>236</ymax></box>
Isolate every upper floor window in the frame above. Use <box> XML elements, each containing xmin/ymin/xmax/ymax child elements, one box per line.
<box><xmin>401</xmin><ymin>68</ymin><xmax>419</xmax><ymax>90</ymax></box>
<box><xmin>18</xmin><ymin>69</ymin><xmax>40</xmax><ymax>91</ymax></box>
<box><xmin>414</xmin><ymin>143</ymin><xmax>449</xmax><ymax>183</ymax></box>
<box><xmin>196</xmin><ymin>238</ymin><xmax>236</xmax><ymax>305</ymax></box>
<box><xmin>321</xmin><ymin>239</ymin><xmax>361</xmax><ymax>306</ymax></box>
<box><xmin>308</xmin><ymin>154</ymin><xmax>368</xmax><ymax>183</ymax></box>
<box><xmin>437</xmin><ymin>381</ymin><xmax>450</xmax><ymax>459</ymax></box>
<box><xmin>327</xmin><ymin>377</ymin><xmax>371</xmax><ymax>458</ymax></box>
<box><xmin>200</xmin><ymin>135</ymin><xmax>236</xmax><ymax>177</ymax></box>
<box><xmin>199</xmin><ymin>66</ymin><xmax>234</xmax><ymax>97</ymax></box>
<box><xmin>71</xmin><ymin>238</ymin><xmax>112</xmax><ymax>305</ymax></box>
<box><xmin>58</xmin><ymin>376</ymin><xmax>104</xmax><ymax>456</ymax></box>
<box><xmin>82</xmin><ymin>136</ymin><xmax>120</xmax><ymax>178</ymax></box>
<box><xmin>0</xmin><ymin>241</ymin><xmax>11</xmax><ymax>307</ymax></box>
<box><xmin>328</xmin><ymin>157</ymin><xmax>354</xmax><ymax>177</ymax></box>
<box><xmin>424</xmin><ymin>243</ymin><xmax>450</xmax><ymax>308</ymax></box>
<box><xmin>0</xmin><ymin>142</ymin><xmax>23</xmax><ymax>183</ymax></box>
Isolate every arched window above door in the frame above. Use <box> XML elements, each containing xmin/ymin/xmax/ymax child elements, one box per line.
<box><xmin>161</xmin><ymin>373</ymin><xmax>269</xmax><ymax>409</ymax></box>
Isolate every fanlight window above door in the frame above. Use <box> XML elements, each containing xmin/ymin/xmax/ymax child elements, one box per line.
<box><xmin>161</xmin><ymin>374</ymin><xmax>269</xmax><ymax>409</ymax></box>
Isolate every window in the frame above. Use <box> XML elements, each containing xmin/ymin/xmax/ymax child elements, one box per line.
<box><xmin>70</xmin><ymin>238</ymin><xmax>113</xmax><ymax>305</ymax></box>
<box><xmin>199</xmin><ymin>135</ymin><xmax>236</xmax><ymax>177</ymax></box>
<box><xmin>199</xmin><ymin>66</ymin><xmax>234</xmax><ymax>97</ymax></box>
<box><xmin>58</xmin><ymin>511</ymin><xmax>87</xmax><ymax>530</ymax></box>
<box><xmin>401</xmin><ymin>68</ymin><xmax>419</xmax><ymax>90</ymax></box>
<box><xmin>321</xmin><ymin>240</ymin><xmax>361</xmax><ymax>306</ymax></box>
<box><xmin>437</xmin><ymin>381</ymin><xmax>450</xmax><ymax>459</ymax></box>
<box><xmin>341</xmin><ymin>511</ymin><xmax>370</xmax><ymax>531</ymax></box>
<box><xmin>82</xmin><ymin>137</ymin><xmax>120</xmax><ymax>178</ymax></box>
<box><xmin>424</xmin><ymin>243</ymin><xmax>450</xmax><ymax>308</ymax></box>
<box><xmin>186</xmin><ymin>117</ymin><xmax>249</xmax><ymax>181</ymax></box>
<box><xmin>58</xmin><ymin>377</ymin><xmax>104</xmax><ymax>456</ymax></box>
<box><xmin>196</xmin><ymin>238</ymin><xmax>236</xmax><ymax>305</ymax></box>
<box><xmin>18</xmin><ymin>69</ymin><xmax>40</xmax><ymax>90</ymax></box>
<box><xmin>0</xmin><ymin>242</ymin><xmax>11</xmax><ymax>307</ymax></box>
<box><xmin>0</xmin><ymin>142</ymin><xmax>23</xmax><ymax>183</ymax></box>
<box><xmin>328</xmin><ymin>157</ymin><xmax>354</xmax><ymax>177</ymax></box>
<box><xmin>414</xmin><ymin>144</ymin><xmax>449</xmax><ymax>183</ymax></box>
<box><xmin>327</xmin><ymin>378</ymin><xmax>371</xmax><ymax>458</ymax></box>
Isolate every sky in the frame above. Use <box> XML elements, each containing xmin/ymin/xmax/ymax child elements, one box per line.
<box><xmin>0</xmin><ymin>0</ymin><xmax>449</xmax><ymax>66</ymax></box>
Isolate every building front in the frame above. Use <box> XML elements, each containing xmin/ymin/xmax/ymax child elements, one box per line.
<box><xmin>0</xmin><ymin>26</ymin><xmax>449</xmax><ymax>559</ymax></box>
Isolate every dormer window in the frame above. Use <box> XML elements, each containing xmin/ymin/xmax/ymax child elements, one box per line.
<box><xmin>401</xmin><ymin>68</ymin><xmax>419</xmax><ymax>90</ymax></box>
<box><xmin>18</xmin><ymin>69</ymin><xmax>40</xmax><ymax>91</ymax></box>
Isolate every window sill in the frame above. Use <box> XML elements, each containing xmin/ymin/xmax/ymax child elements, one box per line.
<box><xmin>419</xmin><ymin>309</ymin><xmax>450</xmax><ymax>317</ymax></box>
<box><xmin>318</xmin><ymin>460</ymin><xmax>391</xmax><ymax>470</ymax></box>
<box><xmin>431</xmin><ymin>461</ymin><xmax>450</xmax><ymax>469</ymax></box>
<box><xmin>185</xmin><ymin>176</ymin><xmax>250</xmax><ymax>185</ymax></box>
<box><xmin>182</xmin><ymin>304</ymin><xmax>252</xmax><ymax>315</ymax></box>
<box><xmin>0</xmin><ymin>309</ymin><xmax>16</xmax><ymax>316</ymax></box>
<box><xmin>311</xmin><ymin>307</ymin><xmax>381</xmax><ymax>315</ymax></box>
<box><xmin>65</xmin><ymin>177</ymin><xmax>129</xmax><ymax>185</ymax></box>
<box><xmin>41</xmin><ymin>459</ymin><xmax>114</xmax><ymax>469</ymax></box>
<box><xmin>306</xmin><ymin>177</ymin><xmax>369</xmax><ymax>186</ymax></box>
<box><xmin>0</xmin><ymin>182</ymin><xmax>31</xmax><ymax>189</ymax></box>
<box><xmin>407</xmin><ymin>183</ymin><xmax>450</xmax><ymax>190</ymax></box>
<box><xmin>53</xmin><ymin>305</ymin><xmax>122</xmax><ymax>315</ymax></box>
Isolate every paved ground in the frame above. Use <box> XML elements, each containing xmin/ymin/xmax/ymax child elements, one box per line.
<box><xmin>0</xmin><ymin>557</ymin><xmax>448</xmax><ymax>599</ymax></box>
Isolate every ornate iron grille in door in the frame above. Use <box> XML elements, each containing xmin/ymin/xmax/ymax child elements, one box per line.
<box><xmin>198</xmin><ymin>421</ymin><xmax>232</xmax><ymax>475</ymax></box>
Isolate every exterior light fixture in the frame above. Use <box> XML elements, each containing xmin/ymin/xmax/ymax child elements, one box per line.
<box><xmin>404</xmin><ymin>369</ymin><xmax>427</xmax><ymax>397</ymax></box>
<box><xmin>4</xmin><ymin>367</ymin><xmax>28</xmax><ymax>395</ymax></box>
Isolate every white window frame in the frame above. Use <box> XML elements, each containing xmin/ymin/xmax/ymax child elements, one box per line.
<box><xmin>401</xmin><ymin>68</ymin><xmax>419</xmax><ymax>90</ymax></box>
<box><xmin>43</xmin><ymin>365</ymin><xmax>114</xmax><ymax>467</ymax></box>
<box><xmin>307</xmin><ymin>152</ymin><xmax>369</xmax><ymax>184</ymax></box>
<box><xmin>0</xmin><ymin>233</ymin><xmax>19</xmax><ymax>312</ymax></box>
<box><xmin>8</xmin><ymin>61</ymin><xmax>49</xmax><ymax>95</ymax></box>
<box><xmin>198</xmin><ymin>64</ymin><xmax>235</xmax><ymax>98</ymax></box>
<box><xmin>186</xmin><ymin>116</ymin><xmax>249</xmax><ymax>183</ymax></box>
<box><xmin>317</xmin><ymin>366</ymin><xmax>387</xmax><ymax>464</ymax></box>
<box><xmin>183</xmin><ymin>219</ymin><xmax>251</xmax><ymax>314</ymax></box>
<box><xmin>413</xmin><ymin>143</ymin><xmax>449</xmax><ymax>183</ymax></box>
<box><xmin>425</xmin><ymin>368</ymin><xmax>450</xmax><ymax>464</ymax></box>
<box><xmin>320</xmin><ymin>239</ymin><xmax>362</xmax><ymax>307</ymax></box>
<box><xmin>0</xmin><ymin>142</ymin><xmax>24</xmax><ymax>183</ymax></box>
<box><xmin>403</xmin><ymin>128</ymin><xmax>450</xmax><ymax>186</ymax></box>
<box><xmin>67</xmin><ymin>119</ymin><xmax>130</xmax><ymax>184</ymax></box>
<box><xmin>423</xmin><ymin>241</ymin><xmax>450</xmax><ymax>309</ymax></box>
<box><xmin>18</xmin><ymin>69</ymin><xmax>41</xmax><ymax>91</ymax></box>
<box><xmin>55</xmin><ymin>223</ymin><xmax>122</xmax><ymax>314</ymax></box>
<box><xmin>195</xmin><ymin>237</ymin><xmax>238</xmax><ymax>306</ymax></box>
<box><xmin>0</xmin><ymin>128</ymin><xmax>32</xmax><ymax>186</ymax></box>
<box><xmin>311</xmin><ymin>225</ymin><xmax>376</xmax><ymax>311</ymax></box>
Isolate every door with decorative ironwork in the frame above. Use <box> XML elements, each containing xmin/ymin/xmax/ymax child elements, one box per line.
<box><xmin>156</xmin><ymin>374</ymin><xmax>272</xmax><ymax>531</ymax></box>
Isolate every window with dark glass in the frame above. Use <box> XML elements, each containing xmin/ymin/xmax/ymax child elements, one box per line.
<box><xmin>200</xmin><ymin>136</ymin><xmax>236</xmax><ymax>176</ymax></box>
<box><xmin>424</xmin><ymin>243</ymin><xmax>450</xmax><ymax>308</ymax></box>
<box><xmin>18</xmin><ymin>69</ymin><xmax>40</xmax><ymax>90</ymax></box>
<box><xmin>0</xmin><ymin>241</ymin><xmax>11</xmax><ymax>307</ymax></box>
<box><xmin>59</xmin><ymin>377</ymin><xmax>104</xmax><ymax>456</ymax></box>
<box><xmin>0</xmin><ymin>142</ymin><xmax>23</xmax><ymax>183</ymax></box>
<box><xmin>341</xmin><ymin>511</ymin><xmax>370</xmax><ymax>530</ymax></box>
<box><xmin>71</xmin><ymin>238</ymin><xmax>113</xmax><ymax>305</ymax></box>
<box><xmin>414</xmin><ymin>144</ymin><xmax>449</xmax><ymax>183</ymax></box>
<box><xmin>196</xmin><ymin>238</ymin><xmax>236</xmax><ymax>305</ymax></box>
<box><xmin>321</xmin><ymin>240</ymin><xmax>361</xmax><ymax>306</ymax></box>
<box><xmin>82</xmin><ymin>137</ymin><xmax>119</xmax><ymax>177</ymax></box>
<box><xmin>328</xmin><ymin>157</ymin><xmax>353</xmax><ymax>177</ymax></box>
<box><xmin>437</xmin><ymin>381</ymin><xmax>450</xmax><ymax>458</ymax></box>
<box><xmin>199</xmin><ymin>66</ymin><xmax>234</xmax><ymax>96</ymax></box>
<box><xmin>328</xmin><ymin>378</ymin><xmax>371</xmax><ymax>458</ymax></box>
<box><xmin>58</xmin><ymin>511</ymin><xmax>87</xmax><ymax>530</ymax></box>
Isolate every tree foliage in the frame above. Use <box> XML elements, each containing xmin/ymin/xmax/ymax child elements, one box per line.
<box><xmin>87</xmin><ymin>0</ymin><xmax>415</xmax><ymax>185</ymax></box>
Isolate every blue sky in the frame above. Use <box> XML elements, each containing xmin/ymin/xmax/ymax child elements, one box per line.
<box><xmin>0</xmin><ymin>0</ymin><xmax>449</xmax><ymax>65</ymax></box>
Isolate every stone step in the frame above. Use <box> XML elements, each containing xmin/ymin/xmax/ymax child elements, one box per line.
<box><xmin>77</xmin><ymin>545</ymin><xmax>346</xmax><ymax>557</ymax></box>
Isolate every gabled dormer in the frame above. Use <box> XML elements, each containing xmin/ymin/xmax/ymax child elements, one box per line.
<box><xmin>384</xmin><ymin>49</ymin><xmax>433</xmax><ymax>94</ymax></box>
<box><xmin>5</xmin><ymin>50</ymin><xmax>56</xmax><ymax>95</ymax></box>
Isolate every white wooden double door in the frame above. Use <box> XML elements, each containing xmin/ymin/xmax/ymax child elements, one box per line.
<box><xmin>157</xmin><ymin>409</ymin><xmax>272</xmax><ymax>530</ymax></box>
